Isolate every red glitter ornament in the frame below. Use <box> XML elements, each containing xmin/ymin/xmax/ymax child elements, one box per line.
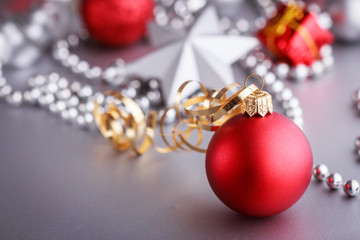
<box><xmin>81</xmin><ymin>0</ymin><xmax>154</xmax><ymax>46</ymax></box>
<box><xmin>206</xmin><ymin>112</ymin><xmax>313</xmax><ymax>217</ymax></box>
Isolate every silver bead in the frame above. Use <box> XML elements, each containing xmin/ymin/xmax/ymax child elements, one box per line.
<box><xmin>148</xmin><ymin>78</ymin><xmax>161</xmax><ymax>90</ymax></box>
<box><xmin>279</xmin><ymin>88</ymin><xmax>293</xmax><ymax>102</ymax></box>
<box><xmin>34</xmin><ymin>75</ymin><xmax>46</xmax><ymax>86</ymax></box>
<box><xmin>55</xmin><ymin>40</ymin><xmax>69</xmax><ymax>49</ymax></box>
<box><xmin>236</xmin><ymin>19</ymin><xmax>250</xmax><ymax>33</ymax></box>
<box><xmin>293</xmin><ymin>117</ymin><xmax>304</xmax><ymax>128</ymax></box>
<box><xmin>262</xmin><ymin>59</ymin><xmax>272</xmax><ymax>69</ymax></box>
<box><xmin>322</xmin><ymin>56</ymin><xmax>334</xmax><ymax>69</ymax></box>
<box><xmin>159</xmin><ymin>107</ymin><xmax>177</xmax><ymax>124</ymax></box>
<box><xmin>174</xmin><ymin>0</ymin><xmax>189</xmax><ymax>18</ymax></box>
<box><xmin>283</xmin><ymin>97</ymin><xmax>300</xmax><ymax>109</ymax></box>
<box><xmin>352</xmin><ymin>89</ymin><xmax>360</xmax><ymax>102</ymax></box>
<box><xmin>147</xmin><ymin>90</ymin><xmax>163</xmax><ymax>105</ymax></box>
<box><xmin>271</xmin><ymin>80</ymin><xmax>284</xmax><ymax>93</ymax></box>
<box><xmin>6</xmin><ymin>91</ymin><xmax>23</xmax><ymax>106</ymax></box>
<box><xmin>53</xmin><ymin>47</ymin><xmax>69</xmax><ymax>61</ymax></box>
<box><xmin>318</xmin><ymin>13</ymin><xmax>333</xmax><ymax>30</ymax></box>
<box><xmin>263</xmin><ymin>72</ymin><xmax>276</xmax><ymax>86</ymax></box>
<box><xmin>23</xmin><ymin>90</ymin><xmax>34</xmax><ymax>104</ymax></box>
<box><xmin>48</xmin><ymin>72</ymin><xmax>60</xmax><ymax>82</ymax></box>
<box><xmin>67</xmin><ymin>34</ymin><xmax>80</xmax><ymax>47</ymax></box>
<box><xmin>84</xmin><ymin>112</ymin><xmax>94</xmax><ymax>125</ymax></box>
<box><xmin>56</xmin><ymin>100</ymin><xmax>66</xmax><ymax>112</ymax></box>
<box><xmin>78</xmin><ymin>103</ymin><xmax>87</xmax><ymax>113</ymax></box>
<box><xmin>170</xmin><ymin>18</ymin><xmax>184</xmax><ymax>29</ymax></box>
<box><xmin>76</xmin><ymin>115</ymin><xmax>86</xmax><ymax>127</ymax></box>
<box><xmin>70</xmin><ymin>81</ymin><xmax>82</xmax><ymax>93</ymax></box>
<box><xmin>94</xmin><ymin>93</ymin><xmax>105</xmax><ymax>105</ymax></box>
<box><xmin>254</xmin><ymin>51</ymin><xmax>266</xmax><ymax>62</ymax></box>
<box><xmin>320</xmin><ymin>45</ymin><xmax>332</xmax><ymax>58</ymax></box>
<box><xmin>135</xmin><ymin>96</ymin><xmax>150</xmax><ymax>112</ymax></box>
<box><xmin>67</xmin><ymin>96</ymin><xmax>80</xmax><ymax>107</ymax></box>
<box><xmin>61</xmin><ymin>109</ymin><xmax>70</xmax><ymax>121</ymax></box>
<box><xmin>292</xmin><ymin>64</ymin><xmax>309</xmax><ymax>82</ymax></box>
<box><xmin>68</xmin><ymin>107</ymin><xmax>79</xmax><ymax>121</ymax></box>
<box><xmin>354</xmin><ymin>136</ymin><xmax>360</xmax><ymax>149</ymax></box>
<box><xmin>344</xmin><ymin>180</ymin><xmax>360</xmax><ymax>197</ymax></box>
<box><xmin>85</xmin><ymin>100</ymin><xmax>95</xmax><ymax>112</ymax></box>
<box><xmin>129</xmin><ymin>78</ymin><xmax>143</xmax><ymax>89</ymax></box>
<box><xmin>37</xmin><ymin>95</ymin><xmax>48</xmax><ymax>106</ymax></box>
<box><xmin>254</xmin><ymin>64</ymin><xmax>268</xmax><ymax>76</ymax></box>
<box><xmin>102</xmin><ymin>59</ymin><xmax>126</xmax><ymax>86</ymax></box>
<box><xmin>57</xmin><ymin>78</ymin><xmax>69</xmax><ymax>89</ymax></box>
<box><xmin>243</xmin><ymin>55</ymin><xmax>257</xmax><ymax>68</ymax></box>
<box><xmin>46</xmin><ymin>82</ymin><xmax>58</xmax><ymax>93</ymax></box>
<box><xmin>313</xmin><ymin>164</ymin><xmax>329</xmax><ymax>181</ymax></box>
<box><xmin>254</xmin><ymin>17</ymin><xmax>266</xmax><ymax>30</ymax></box>
<box><xmin>73</xmin><ymin>60</ymin><xmax>89</xmax><ymax>74</ymax></box>
<box><xmin>311</xmin><ymin>61</ymin><xmax>324</xmax><ymax>78</ymax></box>
<box><xmin>78</xmin><ymin>85</ymin><xmax>93</xmax><ymax>98</ymax></box>
<box><xmin>64</xmin><ymin>54</ymin><xmax>79</xmax><ymax>68</ymax></box>
<box><xmin>0</xmin><ymin>85</ymin><xmax>13</xmax><ymax>98</ymax></box>
<box><xmin>85</xmin><ymin>66</ymin><xmax>102</xmax><ymax>79</ymax></box>
<box><xmin>121</xmin><ymin>87</ymin><xmax>137</xmax><ymax>98</ymax></box>
<box><xmin>286</xmin><ymin>107</ymin><xmax>303</xmax><ymax>118</ymax></box>
<box><xmin>30</xmin><ymin>88</ymin><xmax>41</xmax><ymax>100</ymax></box>
<box><xmin>39</xmin><ymin>93</ymin><xmax>54</xmax><ymax>106</ymax></box>
<box><xmin>274</xmin><ymin>63</ymin><xmax>289</xmax><ymax>79</ymax></box>
<box><xmin>154</xmin><ymin>8</ymin><xmax>169</xmax><ymax>26</ymax></box>
<box><xmin>55</xmin><ymin>88</ymin><xmax>71</xmax><ymax>100</ymax></box>
<box><xmin>219</xmin><ymin>18</ymin><xmax>232</xmax><ymax>32</ymax></box>
<box><xmin>326</xmin><ymin>173</ymin><xmax>343</xmax><ymax>190</ymax></box>
<box><xmin>49</xmin><ymin>103</ymin><xmax>58</xmax><ymax>113</ymax></box>
<box><xmin>0</xmin><ymin>77</ymin><xmax>6</xmax><ymax>88</ymax></box>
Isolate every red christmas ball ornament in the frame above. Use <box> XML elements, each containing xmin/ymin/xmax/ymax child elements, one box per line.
<box><xmin>81</xmin><ymin>0</ymin><xmax>154</xmax><ymax>46</ymax></box>
<box><xmin>206</xmin><ymin>92</ymin><xmax>313</xmax><ymax>217</ymax></box>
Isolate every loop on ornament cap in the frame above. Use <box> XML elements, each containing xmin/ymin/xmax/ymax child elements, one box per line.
<box><xmin>244</xmin><ymin>73</ymin><xmax>264</xmax><ymax>93</ymax></box>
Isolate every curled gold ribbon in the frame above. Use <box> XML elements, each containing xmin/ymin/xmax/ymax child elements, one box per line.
<box><xmin>94</xmin><ymin>78</ymin><xmax>261</xmax><ymax>155</ymax></box>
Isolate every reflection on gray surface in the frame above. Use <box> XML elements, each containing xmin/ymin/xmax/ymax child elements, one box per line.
<box><xmin>1</xmin><ymin>2</ymin><xmax>360</xmax><ymax>240</ymax></box>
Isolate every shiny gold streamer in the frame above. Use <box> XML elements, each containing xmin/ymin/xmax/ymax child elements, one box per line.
<box><xmin>93</xmin><ymin>74</ymin><xmax>271</xmax><ymax>155</ymax></box>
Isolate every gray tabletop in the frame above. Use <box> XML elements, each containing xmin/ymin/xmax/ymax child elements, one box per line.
<box><xmin>1</xmin><ymin>1</ymin><xmax>360</xmax><ymax>240</ymax></box>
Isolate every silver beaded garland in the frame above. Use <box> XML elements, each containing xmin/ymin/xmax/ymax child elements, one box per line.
<box><xmin>326</xmin><ymin>173</ymin><xmax>343</xmax><ymax>190</ymax></box>
<box><xmin>313</xmin><ymin>164</ymin><xmax>329</xmax><ymax>181</ymax></box>
<box><xmin>344</xmin><ymin>180</ymin><xmax>360</xmax><ymax>197</ymax></box>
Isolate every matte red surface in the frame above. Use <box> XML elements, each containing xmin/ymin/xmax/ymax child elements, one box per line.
<box><xmin>81</xmin><ymin>0</ymin><xmax>154</xmax><ymax>46</ymax></box>
<box><xmin>206</xmin><ymin>112</ymin><xmax>313</xmax><ymax>217</ymax></box>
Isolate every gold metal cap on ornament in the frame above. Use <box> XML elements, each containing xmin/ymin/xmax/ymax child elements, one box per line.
<box><xmin>240</xmin><ymin>73</ymin><xmax>273</xmax><ymax>117</ymax></box>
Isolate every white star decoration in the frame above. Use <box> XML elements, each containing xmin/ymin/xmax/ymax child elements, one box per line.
<box><xmin>127</xmin><ymin>6</ymin><xmax>259</xmax><ymax>105</ymax></box>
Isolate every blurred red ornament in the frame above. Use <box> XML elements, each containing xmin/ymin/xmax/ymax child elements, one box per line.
<box><xmin>81</xmin><ymin>0</ymin><xmax>154</xmax><ymax>46</ymax></box>
<box><xmin>257</xmin><ymin>2</ymin><xmax>333</xmax><ymax>66</ymax></box>
<box><xmin>206</xmin><ymin>112</ymin><xmax>313</xmax><ymax>217</ymax></box>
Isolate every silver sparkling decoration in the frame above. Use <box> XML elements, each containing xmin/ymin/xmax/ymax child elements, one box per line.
<box><xmin>343</xmin><ymin>180</ymin><xmax>360</xmax><ymax>197</ymax></box>
<box><xmin>313</xmin><ymin>164</ymin><xmax>329</xmax><ymax>181</ymax></box>
<box><xmin>292</xmin><ymin>64</ymin><xmax>309</xmax><ymax>82</ymax></box>
<box><xmin>102</xmin><ymin>59</ymin><xmax>127</xmax><ymax>86</ymax></box>
<box><xmin>274</xmin><ymin>63</ymin><xmax>290</xmax><ymax>79</ymax></box>
<box><xmin>326</xmin><ymin>173</ymin><xmax>343</xmax><ymax>190</ymax></box>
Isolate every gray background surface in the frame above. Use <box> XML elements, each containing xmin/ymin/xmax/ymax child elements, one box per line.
<box><xmin>1</xmin><ymin>1</ymin><xmax>360</xmax><ymax>239</ymax></box>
